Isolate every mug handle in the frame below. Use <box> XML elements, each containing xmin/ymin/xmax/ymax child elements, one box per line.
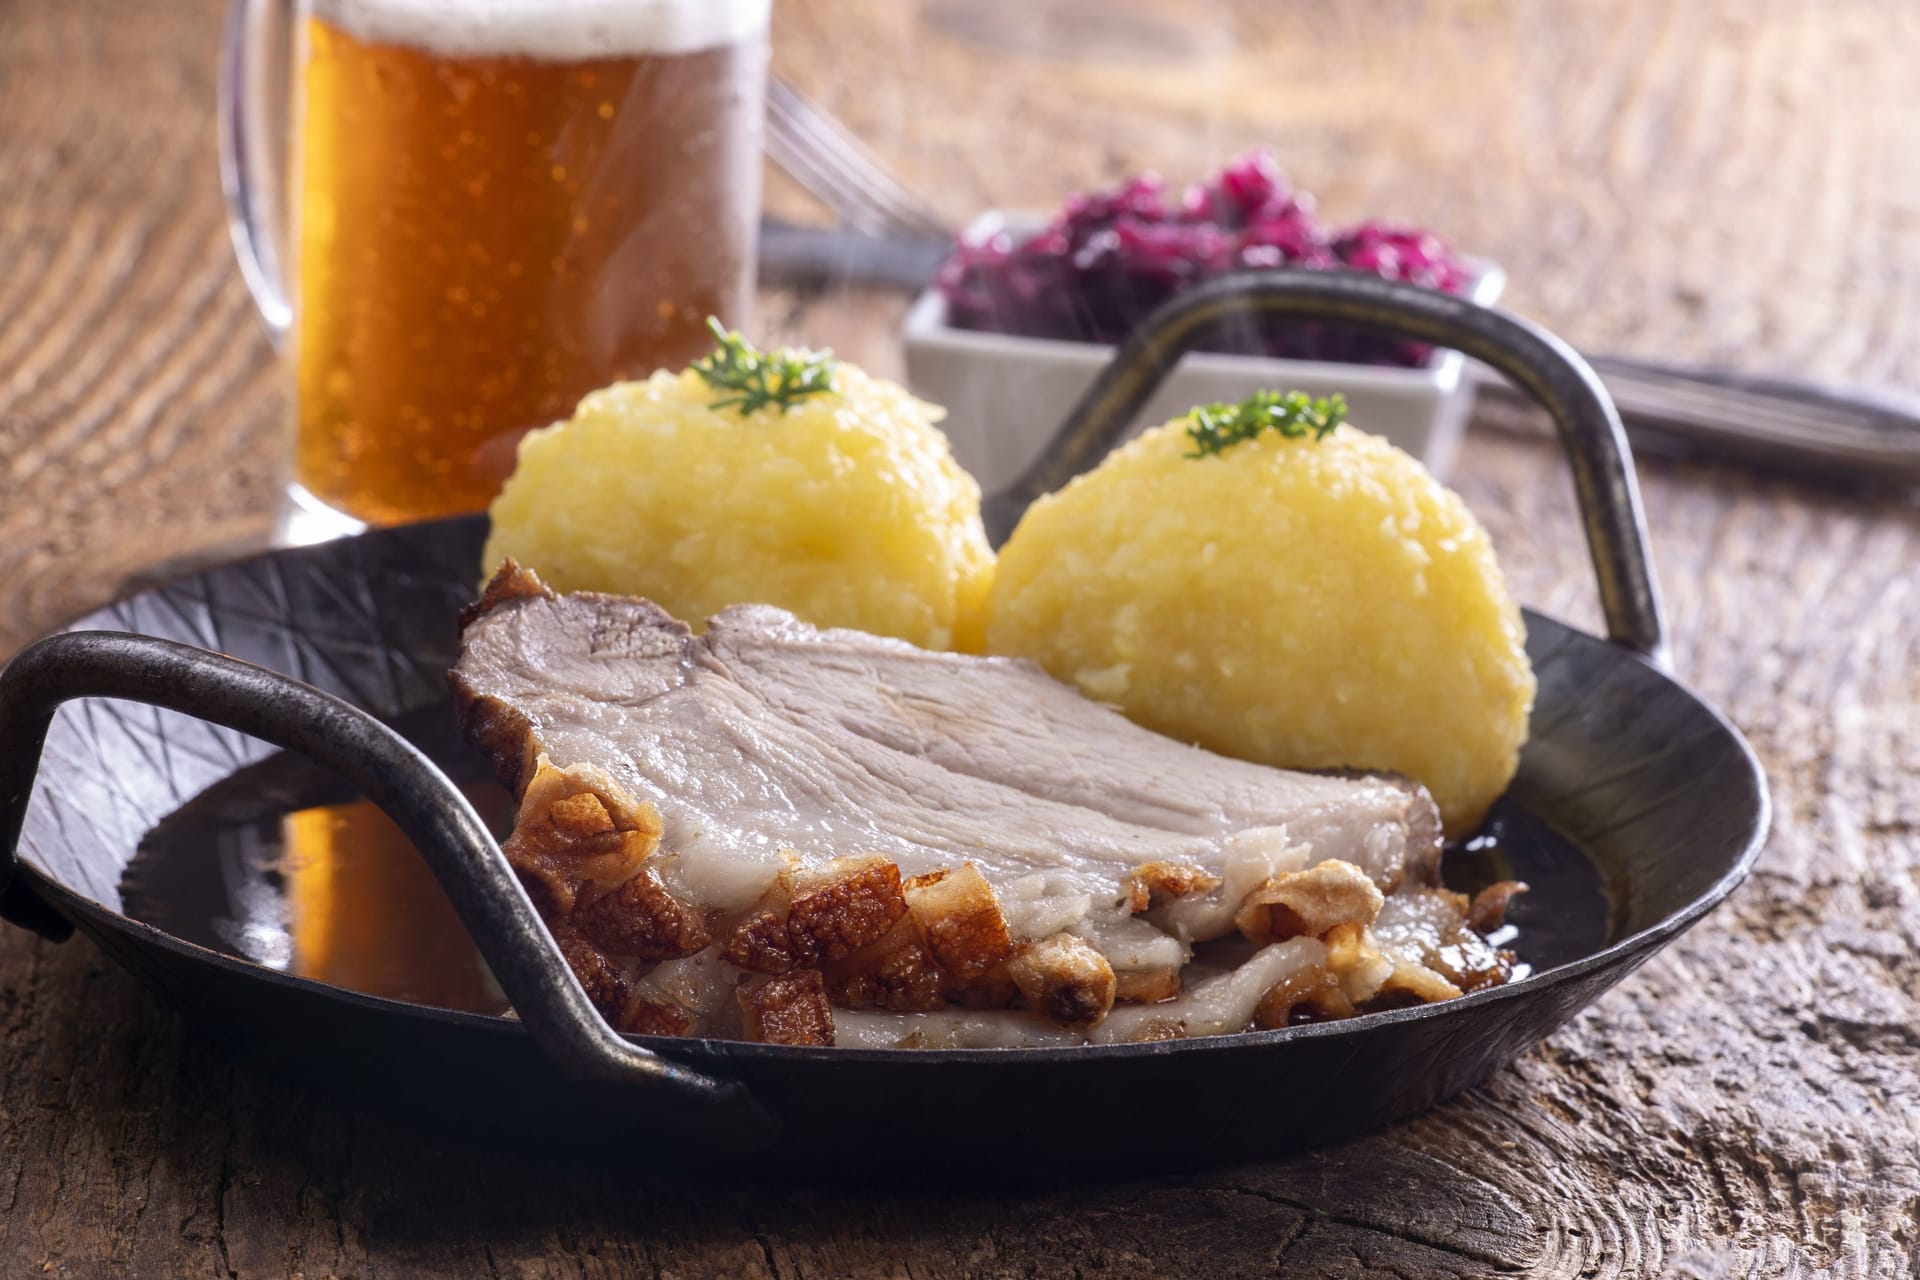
<box><xmin>0</xmin><ymin>632</ymin><xmax>777</xmax><ymax>1150</ymax></box>
<box><xmin>982</xmin><ymin>269</ymin><xmax>1670</xmax><ymax>670</ymax></box>
<box><xmin>218</xmin><ymin>0</ymin><xmax>295</xmax><ymax>345</ymax></box>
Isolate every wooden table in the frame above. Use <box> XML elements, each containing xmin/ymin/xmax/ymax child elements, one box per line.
<box><xmin>3</xmin><ymin>1</ymin><xmax>1916</xmax><ymax>1274</ymax></box>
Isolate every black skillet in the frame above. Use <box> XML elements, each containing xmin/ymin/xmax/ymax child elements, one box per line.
<box><xmin>0</xmin><ymin>273</ymin><xmax>1769</xmax><ymax>1178</ymax></box>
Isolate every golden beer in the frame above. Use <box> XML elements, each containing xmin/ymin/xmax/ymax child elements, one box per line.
<box><xmin>294</xmin><ymin>0</ymin><xmax>768</xmax><ymax>523</ymax></box>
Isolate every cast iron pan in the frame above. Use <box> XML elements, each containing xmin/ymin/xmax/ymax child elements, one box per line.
<box><xmin>0</xmin><ymin>274</ymin><xmax>1769</xmax><ymax>1179</ymax></box>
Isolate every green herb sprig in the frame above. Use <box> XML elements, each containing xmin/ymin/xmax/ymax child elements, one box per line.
<box><xmin>1183</xmin><ymin>390</ymin><xmax>1348</xmax><ymax>458</ymax></box>
<box><xmin>691</xmin><ymin>317</ymin><xmax>837</xmax><ymax>416</ymax></box>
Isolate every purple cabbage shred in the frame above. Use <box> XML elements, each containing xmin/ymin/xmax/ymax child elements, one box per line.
<box><xmin>936</xmin><ymin>150</ymin><xmax>1471</xmax><ymax>368</ymax></box>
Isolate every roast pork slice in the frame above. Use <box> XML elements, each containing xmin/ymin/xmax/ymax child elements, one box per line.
<box><xmin>450</xmin><ymin>566</ymin><xmax>1453</xmax><ymax>1042</ymax></box>
<box><xmin>454</xmin><ymin>577</ymin><xmax>1439</xmax><ymax>903</ymax></box>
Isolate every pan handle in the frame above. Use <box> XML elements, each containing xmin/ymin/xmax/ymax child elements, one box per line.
<box><xmin>0</xmin><ymin>632</ymin><xmax>777</xmax><ymax>1149</ymax></box>
<box><xmin>982</xmin><ymin>269</ymin><xmax>1669</xmax><ymax>669</ymax></box>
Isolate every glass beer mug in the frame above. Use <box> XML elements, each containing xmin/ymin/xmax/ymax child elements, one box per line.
<box><xmin>220</xmin><ymin>0</ymin><xmax>770</xmax><ymax>528</ymax></box>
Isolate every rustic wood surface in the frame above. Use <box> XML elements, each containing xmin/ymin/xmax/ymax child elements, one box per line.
<box><xmin>2</xmin><ymin>0</ymin><xmax>1917</xmax><ymax>1275</ymax></box>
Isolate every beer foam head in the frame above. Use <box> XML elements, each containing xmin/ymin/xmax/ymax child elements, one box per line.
<box><xmin>311</xmin><ymin>0</ymin><xmax>769</xmax><ymax>59</ymax></box>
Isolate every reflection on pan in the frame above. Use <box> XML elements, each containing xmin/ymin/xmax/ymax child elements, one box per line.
<box><xmin>126</xmin><ymin>709</ymin><xmax>513</xmax><ymax>1016</ymax></box>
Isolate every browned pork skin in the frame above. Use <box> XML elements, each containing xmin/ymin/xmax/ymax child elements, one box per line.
<box><xmin>453</xmin><ymin>564</ymin><xmax>1520</xmax><ymax>1047</ymax></box>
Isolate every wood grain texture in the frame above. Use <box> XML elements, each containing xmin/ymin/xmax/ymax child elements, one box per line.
<box><xmin>1</xmin><ymin>0</ymin><xmax>1916</xmax><ymax>1276</ymax></box>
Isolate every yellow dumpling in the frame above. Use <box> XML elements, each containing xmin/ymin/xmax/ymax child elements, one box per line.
<box><xmin>484</xmin><ymin>362</ymin><xmax>993</xmax><ymax>653</ymax></box>
<box><xmin>987</xmin><ymin>412</ymin><xmax>1535</xmax><ymax>835</ymax></box>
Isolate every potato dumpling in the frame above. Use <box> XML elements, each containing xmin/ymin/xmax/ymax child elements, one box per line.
<box><xmin>987</xmin><ymin>414</ymin><xmax>1535</xmax><ymax>835</ymax></box>
<box><xmin>485</xmin><ymin>363</ymin><xmax>993</xmax><ymax>652</ymax></box>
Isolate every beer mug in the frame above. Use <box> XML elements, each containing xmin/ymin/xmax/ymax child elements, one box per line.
<box><xmin>220</xmin><ymin>0</ymin><xmax>770</xmax><ymax>528</ymax></box>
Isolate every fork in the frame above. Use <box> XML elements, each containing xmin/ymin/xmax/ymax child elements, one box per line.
<box><xmin>765</xmin><ymin>77</ymin><xmax>953</xmax><ymax>239</ymax></box>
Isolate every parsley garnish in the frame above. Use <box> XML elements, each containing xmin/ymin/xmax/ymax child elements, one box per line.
<box><xmin>691</xmin><ymin>317</ymin><xmax>837</xmax><ymax>415</ymax></box>
<box><xmin>1183</xmin><ymin>390</ymin><xmax>1348</xmax><ymax>458</ymax></box>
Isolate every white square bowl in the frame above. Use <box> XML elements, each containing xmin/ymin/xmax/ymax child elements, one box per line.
<box><xmin>902</xmin><ymin>215</ymin><xmax>1504</xmax><ymax>494</ymax></box>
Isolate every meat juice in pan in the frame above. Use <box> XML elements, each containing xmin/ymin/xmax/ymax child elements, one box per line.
<box><xmin>120</xmin><ymin>709</ymin><xmax>1611</xmax><ymax>1024</ymax></box>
